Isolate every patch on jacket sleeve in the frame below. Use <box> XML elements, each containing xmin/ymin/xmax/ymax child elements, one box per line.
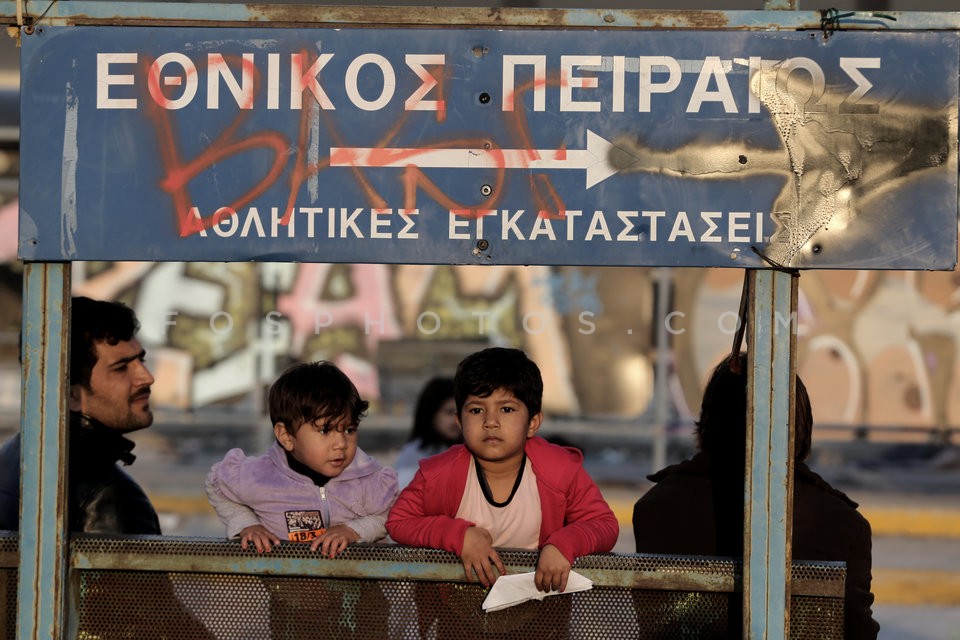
<box><xmin>284</xmin><ymin>510</ymin><xmax>326</xmax><ymax>542</ymax></box>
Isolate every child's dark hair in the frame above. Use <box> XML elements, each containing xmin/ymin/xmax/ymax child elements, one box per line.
<box><xmin>454</xmin><ymin>347</ymin><xmax>543</xmax><ymax>416</ymax></box>
<box><xmin>71</xmin><ymin>296</ymin><xmax>140</xmax><ymax>389</ymax></box>
<box><xmin>409</xmin><ymin>376</ymin><xmax>456</xmax><ymax>447</ymax></box>
<box><xmin>269</xmin><ymin>361</ymin><xmax>368</xmax><ymax>434</ymax></box>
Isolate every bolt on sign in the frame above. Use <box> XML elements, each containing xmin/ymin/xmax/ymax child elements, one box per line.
<box><xmin>18</xmin><ymin>26</ymin><xmax>958</xmax><ymax>269</ymax></box>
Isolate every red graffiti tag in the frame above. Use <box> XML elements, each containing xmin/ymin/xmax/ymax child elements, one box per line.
<box><xmin>144</xmin><ymin>55</ymin><xmax>288</xmax><ymax>237</ymax></box>
<box><xmin>146</xmin><ymin>52</ymin><xmax>576</xmax><ymax>233</ymax></box>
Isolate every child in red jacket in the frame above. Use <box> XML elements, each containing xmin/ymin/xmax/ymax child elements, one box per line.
<box><xmin>387</xmin><ymin>347</ymin><xmax>618</xmax><ymax>593</ymax></box>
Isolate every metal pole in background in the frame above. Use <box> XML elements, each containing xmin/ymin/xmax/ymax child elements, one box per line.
<box><xmin>17</xmin><ymin>262</ymin><xmax>71</xmax><ymax>640</ymax></box>
<box><xmin>651</xmin><ymin>268</ymin><xmax>670</xmax><ymax>475</ymax></box>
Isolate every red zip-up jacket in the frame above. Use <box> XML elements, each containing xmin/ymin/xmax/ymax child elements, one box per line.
<box><xmin>386</xmin><ymin>436</ymin><xmax>618</xmax><ymax>563</ymax></box>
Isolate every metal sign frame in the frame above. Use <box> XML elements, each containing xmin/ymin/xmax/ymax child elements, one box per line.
<box><xmin>16</xmin><ymin>22</ymin><xmax>959</xmax><ymax>269</ymax></box>
<box><xmin>5</xmin><ymin>3</ymin><xmax>960</xmax><ymax>639</ymax></box>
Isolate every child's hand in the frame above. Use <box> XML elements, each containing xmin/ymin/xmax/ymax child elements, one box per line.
<box><xmin>239</xmin><ymin>525</ymin><xmax>281</xmax><ymax>553</ymax></box>
<box><xmin>535</xmin><ymin>544</ymin><xmax>571</xmax><ymax>592</ymax></box>
<box><xmin>460</xmin><ymin>526</ymin><xmax>506</xmax><ymax>588</ymax></box>
<box><xmin>310</xmin><ymin>524</ymin><xmax>360</xmax><ymax>558</ymax></box>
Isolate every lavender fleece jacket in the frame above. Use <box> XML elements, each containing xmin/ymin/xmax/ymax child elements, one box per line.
<box><xmin>205</xmin><ymin>442</ymin><xmax>399</xmax><ymax>542</ymax></box>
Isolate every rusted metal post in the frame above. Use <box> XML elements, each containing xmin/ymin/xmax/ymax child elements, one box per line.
<box><xmin>744</xmin><ymin>268</ymin><xmax>797</xmax><ymax>639</ymax></box>
<box><xmin>17</xmin><ymin>262</ymin><xmax>71</xmax><ymax>639</ymax></box>
<box><xmin>749</xmin><ymin>0</ymin><xmax>801</xmax><ymax>627</ymax></box>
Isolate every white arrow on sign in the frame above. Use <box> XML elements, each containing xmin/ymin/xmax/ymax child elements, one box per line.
<box><xmin>330</xmin><ymin>129</ymin><xmax>618</xmax><ymax>189</ymax></box>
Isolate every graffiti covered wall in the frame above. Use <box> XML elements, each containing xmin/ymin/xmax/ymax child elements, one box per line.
<box><xmin>57</xmin><ymin>256</ymin><xmax>960</xmax><ymax>438</ymax></box>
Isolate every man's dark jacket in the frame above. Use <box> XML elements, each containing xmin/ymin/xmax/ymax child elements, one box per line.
<box><xmin>632</xmin><ymin>452</ymin><xmax>879</xmax><ymax>640</ymax></box>
<box><xmin>0</xmin><ymin>413</ymin><xmax>219</xmax><ymax>639</ymax></box>
<box><xmin>0</xmin><ymin>412</ymin><xmax>160</xmax><ymax>533</ymax></box>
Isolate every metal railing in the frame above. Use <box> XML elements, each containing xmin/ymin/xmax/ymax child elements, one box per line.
<box><xmin>1</xmin><ymin>532</ymin><xmax>844</xmax><ymax>639</ymax></box>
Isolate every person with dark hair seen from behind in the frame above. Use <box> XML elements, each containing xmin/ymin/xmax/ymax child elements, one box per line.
<box><xmin>393</xmin><ymin>376</ymin><xmax>459</xmax><ymax>488</ymax></box>
<box><xmin>632</xmin><ymin>352</ymin><xmax>879</xmax><ymax>640</ymax></box>
<box><xmin>0</xmin><ymin>296</ymin><xmax>159</xmax><ymax>533</ymax></box>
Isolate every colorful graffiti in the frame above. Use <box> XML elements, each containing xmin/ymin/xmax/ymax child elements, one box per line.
<box><xmin>0</xmin><ymin>240</ymin><xmax>957</xmax><ymax>437</ymax></box>
<box><xmin>55</xmin><ymin>251</ymin><xmax>960</xmax><ymax>439</ymax></box>
<box><xmin>675</xmin><ymin>265</ymin><xmax>960</xmax><ymax>439</ymax></box>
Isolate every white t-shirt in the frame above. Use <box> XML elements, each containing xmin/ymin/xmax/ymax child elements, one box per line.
<box><xmin>455</xmin><ymin>456</ymin><xmax>542</xmax><ymax>549</ymax></box>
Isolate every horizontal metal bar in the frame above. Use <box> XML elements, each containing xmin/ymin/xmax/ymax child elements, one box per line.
<box><xmin>0</xmin><ymin>530</ymin><xmax>846</xmax><ymax>597</ymax></box>
<box><xmin>0</xmin><ymin>1</ymin><xmax>957</xmax><ymax>30</ymax></box>
<box><xmin>53</xmin><ymin>534</ymin><xmax>844</xmax><ymax>597</ymax></box>
<box><xmin>71</xmin><ymin>539</ymin><xmax>471</xmax><ymax>582</ymax></box>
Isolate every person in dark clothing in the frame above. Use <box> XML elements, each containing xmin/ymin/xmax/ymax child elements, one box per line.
<box><xmin>0</xmin><ymin>297</ymin><xmax>215</xmax><ymax>638</ymax></box>
<box><xmin>633</xmin><ymin>353</ymin><xmax>879</xmax><ymax>640</ymax></box>
<box><xmin>0</xmin><ymin>296</ymin><xmax>160</xmax><ymax>533</ymax></box>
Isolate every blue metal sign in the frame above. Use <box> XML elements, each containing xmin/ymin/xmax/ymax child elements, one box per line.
<box><xmin>18</xmin><ymin>26</ymin><xmax>959</xmax><ymax>268</ymax></box>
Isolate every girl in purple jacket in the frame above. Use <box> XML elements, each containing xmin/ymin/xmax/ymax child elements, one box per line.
<box><xmin>205</xmin><ymin>361</ymin><xmax>398</xmax><ymax>558</ymax></box>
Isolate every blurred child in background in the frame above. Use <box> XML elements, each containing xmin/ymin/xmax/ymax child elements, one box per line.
<box><xmin>393</xmin><ymin>376</ymin><xmax>460</xmax><ymax>488</ymax></box>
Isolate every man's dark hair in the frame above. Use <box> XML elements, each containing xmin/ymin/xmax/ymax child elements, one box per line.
<box><xmin>454</xmin><ymin>347</ymin><xmax>543</xmax><ymax>417</ymax></box>
<box><xmin>70</xmin><ymin>296</ymin><xmax>140</xmax><ymax>389</ymax></box>
<box><xmin>409</xmin><ymin>376</ymin><xmax>456</xmax><ymax>447</ymax></box>
<box><xmin>695</xmin><ymin>352</ymin><xmax>812</xmax><ymax>464</ymax></box>
<box><xmin>269</xmin><ymin>361</ymin><xmax>368</xmax><ymax>434</ymax></box>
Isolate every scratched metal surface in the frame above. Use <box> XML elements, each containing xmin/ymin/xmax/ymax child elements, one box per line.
<box><xmin>17</xmin><ymin>25</ymin><xmax>959</xmax><ymax>268</ymax></box>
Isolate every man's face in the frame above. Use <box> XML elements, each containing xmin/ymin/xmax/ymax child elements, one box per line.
<box><xmin>70</xmin><ymin>339</ymin><xmax>155</xmax><ymax>432</ymax></box>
